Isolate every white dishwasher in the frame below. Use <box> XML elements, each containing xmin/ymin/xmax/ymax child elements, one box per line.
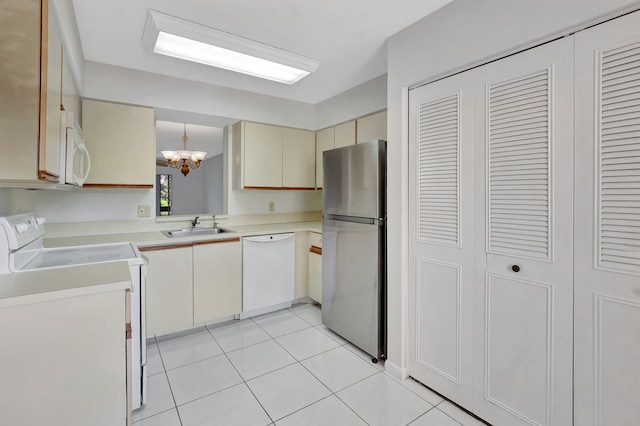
<box><xmin>241</xmin><ymin>233</ymin><xmax>295</xmax><ymax>318</ymax></box>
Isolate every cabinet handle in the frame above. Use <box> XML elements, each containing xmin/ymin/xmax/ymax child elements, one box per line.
<box><xmin>511</xmin><ymin>265</ymin><xmax>520</xmax><ymax>273</ymax></box>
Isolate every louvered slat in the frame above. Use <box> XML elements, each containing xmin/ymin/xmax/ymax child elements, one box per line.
<box><xmin>488</xmin><ymin>69</ymin><xmax>551</xmax><ymax>259</ymax></box>
<box><xmin>599</xmin><ymin>42</ymin><xmax>640</xmax><ymax>273</ymax></box>
<box><xmin>417</xmin><ymin>94</ymin><xmax>459</xmax><ymax>246</ymax></box>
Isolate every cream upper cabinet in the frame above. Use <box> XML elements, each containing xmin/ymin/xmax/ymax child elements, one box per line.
<box><xmin>141</xmin><ymin>245</ymin><xmax>194</xmax><ymax>337</ymax></box>
<box><xmin>334</xmin><ymin>120</ymin><xmax>356</xmax><ymax>148</ymax></box>
<box><xmin>61</xmin><ymin>50</ymin><xmax>81</xmax><ymax>120</ymax></box>
<box><xmin>82</xmin><ymin>99</ymin><xmax>155</xmax><ymax>188</ymax></box>
<box><xmin>193</xmin><ymin>239</ymin><xmax>242</xmax><ymax>324</ymax></box>
<box><xmin>233</xmin><ymin>121</ymin><xmax>317</xmax><ymax>190</ymax></box>
<box><xmin>282</xmin><ymin>128</ymin><xmax>316</xmax><ymax>189</ymax></box>
<box><xmin>315</xmin><ymin>127</ymin><xmax>335</xmax><ymax>189</ymax></box>
<box><xmin>315</xmin><ymin>120</ymin><xmax>356</xmax><ymax>188</ymax></box>
<box><xmin>0</xmin><ymin>0</ymin><xmax>63</xmax><ymax>186</ymax></box>
<box><xmin>40</xmin><ymin>2</ymin><xmax>63</xmax><ymax>182</ymax></box>
<box><xmin>243</xmin><ymin>122</ymin><xmax>283</xmax><ymax>188</ymax></box>
<box><xmin>356</xmin><ymin>110</ymin><xmax>386</xmax><ymax>143</ymax></box>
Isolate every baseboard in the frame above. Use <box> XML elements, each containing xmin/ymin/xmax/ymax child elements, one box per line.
<box><xmin>385</xmin><ymin>360</ymin><xmax>408</xmax><ymax>380</ymax></box>
<box><xmin>239</xmin><ymin>301</ymin><xmax>292</xmax><ymax>319</ymax></box>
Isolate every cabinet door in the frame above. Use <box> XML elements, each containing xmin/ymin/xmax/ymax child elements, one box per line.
<box><xmin>142</xmin><ymin>246</ymin><xmax>193</xmax><ymax>336</ymax></box>
<box><xmin>574</xmin><ymin>12</ymin><xmax>640</xmax><ymax>426</ymax></box>
<box><xmin>193</xmin><ymin>239</ymin><xmax>242</xmax><ymax>324</ymax></box>
<box><xmin>0</xmin><ymin>290</ymin><xmax>126</xmax><ymax>426</ymax></box>
<box><xmin>472</xmin><ymin>37</ymin><xmax>574</xmax><ymax>426</ymax></box>
<box><xmin>39</xmin><ymin>0</ymin><xmax>62</xmax><ymax>182</ymax></box>
<box><xmin>408</xmin><ymin>70</ymin><xmax>475</xmax><ymax>408</ymax></box>
<box><xmin>356</xmin><ymin>111</ymin><xmax>386</xmax><ymax>144</ymax></box>
<box><xmin>61</xmin><ymin>49</ymin><xmax>81</xmax><ymax>119</ymax></box>
<box><xmin>243</xmin><ymin>122</ymin><xmax>283</xmax><ymax>188</ymax></box>
<box><xmin>334</xmin><ymin>120</ymin><xmax>356</xmax><ymax>148</ymax></box>
<box><xmin>308</xmin><ymin>233</ymin><xmax>322</xmax><ymax>303</ymax></box>
<box><xmin>82</xmin><ymin>100</ymin><xmax>155</xmax><ymax>187</ymax></box>
<box><xmin>315</xmin><ymin>127</ymin><xmax>334</xmax><ymax>189</ymax></box>
<box><xmin>282</xmin><ymin>128</ymin><xmax>316</xmax><ymax>189</ymax></box>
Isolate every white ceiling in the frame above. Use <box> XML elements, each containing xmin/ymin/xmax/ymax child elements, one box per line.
<box><xmin>71</xmin><ymin>0</ymin><xmax>452</xmax><ymax>104</ymax></box>
<box><xmin>156</xmin><ymin>121</ymin><xmax>224</xmax><ymax>160</ymax></box>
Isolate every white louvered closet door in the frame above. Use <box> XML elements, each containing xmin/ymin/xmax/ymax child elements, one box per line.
<box><xmin>408</xmin><ymin>71</ymin><xmax>475</xmax><ymax>407</ymax></box>
<box><xmin>472</xmin><ymin>37</ymin><xmax>574</xmax><ymax>426</ymax></box>
<box><xmin>574</xmin><ymin>11</ymin><xmax>640</xmax><ymax>426</ymax></box>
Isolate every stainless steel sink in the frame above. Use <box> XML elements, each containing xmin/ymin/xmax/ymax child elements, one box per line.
<box><xmin>163</xmin><ymin>227</ymin><xmax>232</xmax><ymax>238</ymax></box>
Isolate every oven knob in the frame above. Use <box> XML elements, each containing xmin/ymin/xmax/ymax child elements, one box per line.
<box><xmin>36</xmin><ymin>217</ymin><xmax>46</xmax><ymax>226</ymax></box>
<box><xmin>16</xmin><ymin>223</ymin><xmax>29</xmax><ymax>233</ymax></box>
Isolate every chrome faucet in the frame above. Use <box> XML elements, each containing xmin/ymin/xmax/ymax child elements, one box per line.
<box><xmin>191</xmin><ymin>216</ymin><xmax>200</xmax><ymax>228</ymax></box>
<box><xmin>212</xmin><ymin>214</ymin><xmax>218</xmax><ymax>229</ymax></box>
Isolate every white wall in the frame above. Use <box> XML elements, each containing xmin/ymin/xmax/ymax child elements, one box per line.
<box><xmin>83</xmin><ymin>62</ymin><xmax>317</xmax><ymax>130</ymax></box>
<box><xmin>1</xmin><ymin>187</ymin><xmax>154</xmax><ymax>223</ymax></box>
<box><xmin>315</xmin><ymin>75</ymin><xmax>387</xmax><ymax>129</ymax></box>
<box><xmin>385</xmin><ymin>0</ymin><xmax>640</xmax><ymax>376</ymax></box>
<box><xmin>204</xmin><ymin>154</ymin><xmax>224</xmax><ymax>214</ymax></box>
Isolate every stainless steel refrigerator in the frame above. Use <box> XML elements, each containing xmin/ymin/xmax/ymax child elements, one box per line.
<box><xmin>322</xmin><ymin>139</ymin><xmax>386</xmax><ymax>362</ymax></box>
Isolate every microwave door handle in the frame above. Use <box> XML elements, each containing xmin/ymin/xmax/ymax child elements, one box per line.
<box><xmin>79</xmin><ymin>143</ymin><xmax>91</xmax><ymax>182</ymax></box>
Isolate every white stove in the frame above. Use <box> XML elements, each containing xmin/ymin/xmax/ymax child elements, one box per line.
<box><xmin>0</xmin><ymin>212</ymin><xmax>147</xmax><ymax>410</ymax></box>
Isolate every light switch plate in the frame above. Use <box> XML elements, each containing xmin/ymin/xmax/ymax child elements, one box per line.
<box><xmin>268</xmin><ymin>201</ymin><xmax>275</xmax><ymax>212</ymax></box>
<box><xmin>137</xmin><ymin>205</ymin><xmax>151</xmax><ymax>217</ymax></box>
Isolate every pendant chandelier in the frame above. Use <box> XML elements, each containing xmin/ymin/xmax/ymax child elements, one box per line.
<box><xmin>161</xmin><ymin>124</ymin><xmax>207</xmax><ymax>176</ymax></box>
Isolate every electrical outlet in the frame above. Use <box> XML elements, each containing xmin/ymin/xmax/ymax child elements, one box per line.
<box><xmin>137</xmin><ymin>205</ymin><xmax>151</xmax><ymax>217</ymax></box>
<box><xmin>268</xmin><ymin>201</ymin><xmax>275</xmax><ymax>212</ymax></box>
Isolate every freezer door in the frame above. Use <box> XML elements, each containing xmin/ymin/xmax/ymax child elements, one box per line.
<box><xmin>323</xmin><ymin>140</ymin><xmax>385</xmax><ymax>219</ymax></box>
<box><xmin>322</xmin><ymin>218</ymin><xmax>385</xmax><ymax>359</ymax></box>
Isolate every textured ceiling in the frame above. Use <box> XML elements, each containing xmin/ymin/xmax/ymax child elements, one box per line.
<box><xmin>72</xmin><ymin>0</ymin><xmax>452</xmax><ymax>104</ymax></box>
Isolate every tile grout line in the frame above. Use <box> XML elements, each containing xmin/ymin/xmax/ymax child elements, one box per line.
<box><xmin>148</xmin><ymin>336</ymin><xmax>184</xmax><ymax>426</ymax></box>
<box><xmin>149</xmin><ymin>306</ymin><xmax>453</xmax><ymax>425</ymax></box>
<box><xmin>267</xmin><ymin>323</ymin><xmax>373</xmax><ymax>425</ymax></box>
<box><xmin>205</xmin><ymin>325</ymin><xmax>275</xmax><ymax>426</ymax></box>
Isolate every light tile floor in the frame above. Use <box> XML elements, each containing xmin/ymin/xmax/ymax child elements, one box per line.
<box><xmin>134</xmin><ymin>304</ymin><xmax>488</xmax><ymax>426</ymax></box>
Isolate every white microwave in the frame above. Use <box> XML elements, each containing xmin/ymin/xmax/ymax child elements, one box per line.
<box><xmin>60</xmin><ymin>112</ymin><xmax>91</xmax><ymax>187</ymax></box>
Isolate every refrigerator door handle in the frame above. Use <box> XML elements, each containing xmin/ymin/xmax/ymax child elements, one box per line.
<box><xmin>323</xmin><ymin>214</ymin><xmax>385</xmax><ymax>225</ymax></box>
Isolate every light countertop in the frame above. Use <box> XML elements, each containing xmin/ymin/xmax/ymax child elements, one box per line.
<box><xmin>0</xmin><ymin>261</ymin><xmax>132</xmax><ymax>307</ymax></box>
<box><xmin>44</xmin><ymin>221</ymin><xmax>322</xmax><ymax>248</ymax></box>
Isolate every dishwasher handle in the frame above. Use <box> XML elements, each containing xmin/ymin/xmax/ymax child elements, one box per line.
<box><xmin>243</xmin><ymin>233</ymin><xmax>295</xmax><ymax>245</ymax></box>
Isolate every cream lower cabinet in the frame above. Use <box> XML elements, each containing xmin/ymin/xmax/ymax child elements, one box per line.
<box><xmin>193</xmin><ymin>239</ymin><xmax>242</xmax><ymax>324</ymax></box>
<box><xmin>141</xmin><ymin>245</ymin><xmax>194</xmax><ymax>337</ymax></box>
<box><xmin>0</xmin><ymin>289</ymin><xmax>128</xmax><ymax>426</ymax></box>
<box><xmin>308</xmin><ymin>232</ymin><xmax>322</xmax><ymax>303</ymax></box>
<box><xmin>141</xmin><ymin>238</ymin><xmax>243</xmax><ymax>337</ymax></box>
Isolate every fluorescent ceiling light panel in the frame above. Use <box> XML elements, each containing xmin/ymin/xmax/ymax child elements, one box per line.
<box><xmin>142</xmin><ymin>10</ymin><xmax>320</xmax><ymax>84</ymax></box>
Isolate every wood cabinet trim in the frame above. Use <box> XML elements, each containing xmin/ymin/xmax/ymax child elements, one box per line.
<box><xmin>82</xmin><ymin>184</ymin><xmax>154</xmax><ymax>189</ymax></box>
<box><xmin>192</xmin><ymin>237</ymin><xmax>240</xmax><ymax>246</ymax></box>
<box><xmin>38</xmin><ymin>170</ymin><xmax>59</xmax><ymax>183</ymax></box>
<box><xmin>282</xmin><ymin>187</ymin><xmax>316</xmax><ymax>190</ymax></box>
<box><xmin>243</xmin><ymin>186</ymin><xmax>283</xmax><ymax>190</ymax></box>
<box><xmin>138</xmin><ymin>243</ymin><xmax>192</xmax><ymax>252</ymax></box>
<box><xmin>38</xmin><ymin>0</ymin><xmax>49</xmax><ymax>175</ymax></box>
<box><xmin>310</xmin><ymin>245</ymin><xmax>322</xmax><ymax>255</ymax></box>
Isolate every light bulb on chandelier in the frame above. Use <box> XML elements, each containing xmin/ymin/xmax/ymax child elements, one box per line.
<box><xmin>161</xmin><ymin>123</ymin><xmax>207</xmax><ymax>176</ymax></box>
